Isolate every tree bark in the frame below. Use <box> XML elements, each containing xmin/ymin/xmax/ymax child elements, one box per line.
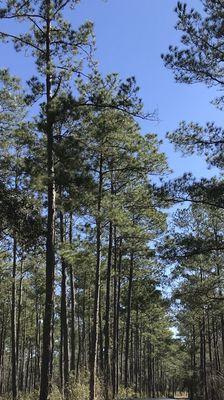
<box><xmin>104</xmin><ymin>220</ymin><xmax>113</xmax><ymax>399</ymax></box>
<box><xmin>60</xmin><ymin>210</ymin><xmax>69</xmax><ymax>394</ymax></box>
<box><xmin>11</xmin><ymin>236</ymin><xmax>18</xmax><ymax>400</ymax></box>
<box><xmin>112</xmin><ymin>227</ymin><xmax>118</xmax><ymax>399</ymax></box>
<box><xmin>124</xmin><ymin>252</ymin><xmax>134</xmax><ymax>388</ymax></box>
<box><xmin>39</xmin><ymin>2</ymin><xmax>56</xmax><ymax>398</ymax></box>
<box><xmin>89</xmin><ymin>152</ymin><xmax>103</xmax><ymax>400</ymax></box>
<box><xmin>69</xmin><ymin>214</ymin><xmax>76</xmax><ymax>373</ymax></box>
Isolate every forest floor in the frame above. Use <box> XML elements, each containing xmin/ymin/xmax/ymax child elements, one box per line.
<box><xmin>127</xmin><ymin>397</ymin><xmax>188</xmax><ymax>400</ymax></box>
<box><xmin>125</xmin><ymin>398</ymin><xmax>185</xmax><ymax>400</ymax></box>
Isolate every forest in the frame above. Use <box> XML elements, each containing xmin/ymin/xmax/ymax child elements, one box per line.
<box><xmin>0</xmin><ymin>0</ymin><xmax>223</xmax><ymax>400</ymax></box>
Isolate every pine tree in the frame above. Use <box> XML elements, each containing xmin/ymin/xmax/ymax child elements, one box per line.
<box><xmin>0</xmin><ymin>2</ymin><xmax>94</xmax><ymax>398</ymax></box>
<box><xmin>161</xmin><ymin>1</ymin><xmax>224</xmax><ymax>203</ymax></box>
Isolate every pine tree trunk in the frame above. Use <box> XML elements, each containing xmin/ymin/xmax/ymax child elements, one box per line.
<box><xmin>124</xmin><ymin>252</ymin><xmax>134</xmax><ymax>388</ymax></box>
<box><xmin>89</xmin><ymin>153</ymin><xmax>103</xmax><ymax>400</ymax></box>
<box><xmin>104</xmin><ymin>220</ymin><xmax>113</xmax><ymax>399</ymax></box>
<box><xmin>99</xmin><ymin>297</ymin><xmax>104</xmax><ymax>372</ymax></box>
<box><xmin>69</xmin><ymin>214</ymin><xmax>76</xmax><ymax>373</ymax></box>
<box><xmin>60</xmin><ymin>211</ymin><xmax>69</xmax><ymax>393</ymax></box>
<box><xmin>116</xmin><ymin>239</ymin><xmax>122</xmax><ymax>393</ymax></box>
<box><xmin>16</xmin><ymin>261</ymin><xmax>23</xmax><ymax>368</ymax></box>
<box><xmin>76</xmin><ymin>290</ymin><xmax>81</xmax><ymax>378</ymax></box>
<box><xmin>34</xmin><ymin>293</ymin><xmax>40</xmax><ymax>390</ymax></box>
<box><xmin>112</xmin><ymin>227</ymin><xmax>118</xmax><ymax>399</ymax></box>
<box><xmin>20</xmin><ymin>293</ymin><xmax>27</xmax><ymax>393</ymax></box>
<box><xmin>11</xmin><ymin>236</ymin><xmax>17</xmax><ymax>400</ymax></box>
<box><xmin>39</xmin><ymin>2</ymin><xmax>56</xmax><ymax>397</ymax></box>
<box><xmin>207</xmin><ymin>314</ymin><xmax>214</xmax><ymax>400</ymax></box>
<box><xmin>82</xmin><ymin>273</ymin><xmax>87</xmax><ymax>367</ymax></box>
<box><xmin>0</xmin><ymin>308</ymin><xmax>6</xmax><ymax>396</ymax></box>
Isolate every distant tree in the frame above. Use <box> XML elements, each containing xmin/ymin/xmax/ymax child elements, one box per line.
<box><xmin>160</xmin><ymin>204</ymin><xmax>224</xmax><ymax>400</ymax></box>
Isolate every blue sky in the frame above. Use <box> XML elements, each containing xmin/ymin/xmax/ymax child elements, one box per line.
<box><xmin>1</xmin><ymin>0</ymin><xmax>222</xmax><ymax>179</ymax></box>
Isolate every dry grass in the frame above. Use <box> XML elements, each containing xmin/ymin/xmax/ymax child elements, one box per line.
<box><xmin>0</xmin><ymin>370</ymin><xmax>104</xmax><ymax>400</ymax></box>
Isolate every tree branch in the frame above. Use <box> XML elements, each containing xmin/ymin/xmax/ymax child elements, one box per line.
<box><xmin>1</xmin><ymin>13</ymin><xmax>46</xmax><ymax>20</ymax></box>
<box><xmin>53</xmin><ymin>0</ymin><xmax>71</xmax><ymax>17</ymax></box>
<box><xmin>73</xmin><ymin>101</ymin><xmax>155</xmax><ymax>121</ymax></box>
<box><xmin>0</xmin><ymin>32</ymin><xmax>45</xmax><ymax>54</ymax></box>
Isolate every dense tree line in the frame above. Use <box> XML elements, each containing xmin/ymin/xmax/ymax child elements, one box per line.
<box><xmin>160</xmin><ymin>1</ymin><xmax>224</xmax><ymax>399</ymax></box>
<box><xmin>0</xmin><ymin>2</ymin><xmax>182</xmax><ymax>400</ymax></box>
<box><xmin>0</xmin><ymin>1</ymin><xmax>224</xmax><ymax>400</ymax></box>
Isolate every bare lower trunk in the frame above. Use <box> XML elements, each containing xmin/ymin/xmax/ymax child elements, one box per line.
<box><xmin>60</xmin><ymin>211</ymin><xmax>69</xmax><ymax>394</ymax></box>
<box><xmin>89</xmin><ymin>153</ymin><xmax>103</xmax><ymax>400</ymax></box>
<box><xmin>39</xmin><ymin>2</ymin><xmax>55</xmax><ymax>398</ymax></box>
<box><xmin>104</xmin><ymin>220</ymin><xmax>113</xmax><ymax>399</ymax></box>
<box><xmin>69</xmin><ymin>214</ymin><xmax>76</xmax><ymax>373</ymax></box>
<box><xmin>124</xmin><ymin>252</ymin><xmax>134</xmax><ymax>388</ymax></box>
<box><xmin>112</xmin><ymin>228</ymin><xmax>118</xmax><ymax>399</ymax></box>
<box><xmin>11</xmin><ymin>237</ymin><xmax>17</xmax><ymax>400</ymax></box>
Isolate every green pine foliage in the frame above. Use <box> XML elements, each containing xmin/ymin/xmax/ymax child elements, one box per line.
<box><xmin>2</xmin><ymin>1</ymin><xmax>224</xmax><ymax>400</ymax></box>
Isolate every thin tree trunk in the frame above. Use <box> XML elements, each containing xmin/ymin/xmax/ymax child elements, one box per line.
<box><xmin>34</xmin><ymin>293</ymin><xmax>40</xmax><ymax>390</ymax></box>
<box><xmin>0</xmin><ymin>308</ymin><xmax>6</xmax><ymax>396</ymax></box>
<box><xmin>69</xmin><ymin>214</ymin><xmax>76</xmax><ymax>373</ymax></box>
<box><xmin>16</xmin><ymin>260</ymin><xmax>23</xmax><ymax>368</ymax></box>
<box><xmin>112</xmin><ymin>227</ymin><xmax>118</xmax><ymax>399</ymax></box>
<box><xmin>39</xmin><ymin>2</ymin><xmax>56</xmax><ymax>398</ymax></box>
<box><xmin>104</xmin><ymin>220</ymin><xmax>113</xmax><ymax>399</ymax></box>
<box><xmin>60</xmin><ymin>210</ymin><xmax>69</xmax><ymax>393</ymax></box>
<box><xmin>124</xmin><ymin>252</ymin><xmax>134</xmax><ymax>388</ymax></box>
<box><xmin>99</xmin><ymin>296</ymin><xmax>104</xmax><ymax>373</ymax></box>
<box><xmin>76</xmin><ymin>290</ymin><xmax>81</xmax><ymax>378</ymax></box>
<box><xmin>11</xmin><ymin>236</ymin><xmax>17</xmax><ymax>400</ymax></box>
<box><xmin>82</xmin><ymin>272</ymin><xmax>87</xmax><ymax>367</ymax></box>
<box><xmin>19</xmin><ymin>293</ymin><xmax>27</xmax><ymax>393</ymax></box>
<box><xmin>49</xmin><ymin>303</ymin><xmax>55</xmax><ymax>384</ymax></box>
<box><xmin>207</xmin><ymin>313</ymin><xmax>214</xmax><ymax>400</ymax></box>
<box><xmin>89</xmin><ymin>152</ymin><xmax>103</xmax><ymax>400</ymax></box>
<box><xmin>116</xmin><ymin>239</ymin><xmax>122</xmax><ymax>393</ymax></box>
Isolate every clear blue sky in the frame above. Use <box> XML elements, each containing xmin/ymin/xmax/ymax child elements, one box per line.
<box><xmin>1</xmin><ymin>0</ymin><xmax>222</xmax><ymax>179</ymax></box>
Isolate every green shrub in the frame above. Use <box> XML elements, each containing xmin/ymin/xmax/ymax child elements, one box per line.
<box><xmin>49</xmin><ymin>385</ymin><xmax>63</xmax><ymax>400</ymax></box>
<box><xmin>117</xmin><ymin>385</ymin><xmax>138</xmax><ymax>400</ymax></box>
<box><xmin>67</xmin><ymin>370</ymin><xmax>104</xmax><ymax>400</ymax></box>
<box><xmin>0</xmin><ymin>371</ymin><xmax>105</xmax><ymax>400</ymax></box>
